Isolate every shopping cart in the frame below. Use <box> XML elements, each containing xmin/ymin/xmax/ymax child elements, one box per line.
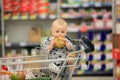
<box><xmin>0</xmin><ymin>36</ymin><xmax>94</xmax><ymax>80</ymax></box>
<box><xmin>0</xmin><ymin>50</ymin><xmax>82</xmax><ymax>80</ymax></box>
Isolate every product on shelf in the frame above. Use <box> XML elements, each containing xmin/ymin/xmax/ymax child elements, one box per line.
<box><xmin>4</xmin><ymin>13</ymin><xmax>11</xmax><ymax>20</ymax></box>
<box><xmin>91</xmin><ymin>9</ymin><xmax>98</xmax><ymax>18</ymax></box>
<box><xmin>106</xmin><ymin>62</ymin><xmax>113</xmax><ymax>71</ymax></box>
<box><xmin>100</xmin><ymin>31</ymin><xmax>107</xmax><ymax>42</ymax></box>
<box><xmin>94</xmin><ymin>18</ymin><xmax>104</xmax><ymax>29</ymax></box>
<box><xmin>102</xmin><ymin>0</ymin><xmax>112</xmax><ymax>2</ymax></box>
<box><xmin>0</xmin><ymin>70</ymin><xmax>12</xmax><ymax>80</ymax></box>
<box><xmin>87</xmin><ymin>53</ymin><xmax>93</xmax><ymax>61</ymax></box>
<box><xmin>29</xmin><ymin>26</ymin><xmax>42</xmax><ymax>43</ymax></box>
<box><xmin>106</xmin><ymin>42</ymin><xmax>112</xmax><ymax>51</ymax></box>
<box><xmin>38</xmin><ymin>0</ymin><xmax>49</xmax><ymax>19</ymax></box>
<box><xmin>106</xmin><ymin>53</ymin><xmax>112</xmax><ymax>60</ymax></box>
<box><xmin>3</xmin><ymin>0</ymin><xmax>52</xmax><ymax>20</ymax></box>
<box><xmin>102</xmin><ymin>9</ymin><xmax>111</xmax><ymax>19</ymax></box>
<box><xmin>80</xmin><ymin>23</ymin><xmax>88</xmax><ymax>33</ymax></box>
<box><xmin>11</xmin><ymin>73</ymin><xmax>18</xmax><ymax>80</ymax></box>
<box><xmin>99</xmin><ymin>63</ymin><xmax>106</xmax><ymax>71</ymax></box>
<box><xmin>61</xmin><ymin>9</ymin><xmax>79</xmax><ymax>18</ymax></box>
<box><xmin>67</xmin><ymin>0</ymin><xmax>83</xmax><ymax>4</ymax></box>
<box><xmin>16</xmin><ymin>70</ymin><xmax>26</xmax><ymax>80</ymax></box>
<box><xmin>116</xmin><ymin>0</ymin><xmax>120</xmax><ymax>18</ymax></box>
<box><xmin>99</xmin><ymin>43</ymin><xmax>106</xmax><ymax>51</ymax></box>
<box><xmin>21</xmin><ymin>12</ymin><xmax>29</xmax><ymax>20</ymax></box>
<box><xmin>105</xmin><ymin>18</ymin><xmax>112</xmax><ymax>28</ymax></box>
<box><xmin>116</xmin><ymin>22</ymin><xmax>120</xmax><ymax>34</ymax></box>
<box><xmin>10</xmin><ymin>70</ymin><xmax>26</xmax><ymax>80</ymax></box>
<box><xmin>67</xmin><ymin>23</ymin><xmax>79</xmax><ymax>32</ymax></box>
<box><xmin>12</xmin><ymin>12</ymin><xmax>20</xmax><ymax>20</ymax></box>
<box><xmin>1</xmin><ymin>65</ymin><xmax>8</xmax><ymax>71</ymax></box>
<box><xmin>100</xmin><ymin>53</ymin><xmax>106</xmax><ymax>61</ymax></box>
<box><xmin>93</xmin><ymin>51</ymin><xmax>111</xmax><ymax>61</ymax></box>
<box><xmin>12</xmin><ymin>0</ymin><xmax>20</xmax><ymax>12</ymax></box>
<box><xmin>79</xmin><ymin>9</ymin><xmax>87</xmax><ymax>16</ymax></box>
<box><xmin>48</xmin><ymin>1</ymin><xmax>57</xmax><ymax>18</ymax></box>
<box><xmin>80</xmin><ymin>63</ymin><xmax>88</xmax><ymax>71</ymax></box>
<box><xmin>94</xmin><ymin>63</ymin><xmax>101</xmax><ymax>71</ymax></box>
<box><xmin>86</xmin><ymin>63</ymin><xmax>94</xmax><ymax>71</ymax></box>
<box><xmin>29</xmin><ymin>0</ymin><xmax>38</xmax><ymax>19</ymax></box>
<box><xmin>116</xmin><ymin>61</ymin><xmax>120</xmax><ymax>78</ymax></box>
<box><xmin>4</xmin><ymin>0</ymin><xmax>12</xmax><ymax>11</ymax></box>
<box><xmin>29</xmin><ymin>12</ymin><xmax>37</xmax><ymax>20</ymax></box>
<box><xmin>19</xmin><ymin>0</ymin><xmax>29</xmax><ymax>19</ymax></box>
<box><xmin>88</xmin><ymin>31</ymin><xmax>94</xmax><ymax>41</ymax></box>
<box><xmin>112</xmin><ymin>34</ymin><xmax>120</xmax><ymax>60</ymax></box>
<box><xmin>20</xmin><ymin>0</ymin><xmax>29</xmax><ymax>12</ymax></box>
<box><xmin>31</xmin><ymin>49</ymin><xmax>37</xmax><ymax>56</ymax></box>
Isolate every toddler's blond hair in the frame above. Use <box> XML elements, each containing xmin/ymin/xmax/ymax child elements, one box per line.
<box><xmin>51</xmin><ymin>18</ymin><xmax>68</xmax><ymax>30</ymax></box>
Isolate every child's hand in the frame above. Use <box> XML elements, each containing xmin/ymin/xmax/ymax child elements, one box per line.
<box><xmin>50</xmin><ymin>39</ymin><xmax>56</xmax><ymax>46</ymax></box>
<box><xmin>64</xmin><ymin>38</ymin><xmax>71</xmax><ymax>49</ymax></box>
<box><xmin>48</xmin><ymin>39</ymin><xmax>56</xmax><ymax>51</ymax></box>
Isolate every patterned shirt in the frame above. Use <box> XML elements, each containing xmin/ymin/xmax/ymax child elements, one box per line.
<box><xmin>43</xmin><ymin>36</ymin><xmax>74</xmax><ymax>64</ymax></box>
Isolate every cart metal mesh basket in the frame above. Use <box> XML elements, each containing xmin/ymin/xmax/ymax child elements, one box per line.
<box><xmin>0</xmin><ymin>47</ymin><xmax>83</xmax><ymax>80</ymax></box>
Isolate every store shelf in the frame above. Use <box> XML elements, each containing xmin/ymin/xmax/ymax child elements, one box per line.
<box><xmin>61</xmin><ymin>4</ymin><xmax>80</xmax><ymax>8</ymax></box>
<box><xmin>102</xmin><ymin>2</ymin><xmax>112</xmax><ymax>7</ymax></box>
<box><xmin>4</xmin><ymin>13</ymin><xmax>111</xmax><ymax>20</ymax></box>
<box><xmin>62</xmin><ymin>15</ymin><xmax>93</xmax><ymax>19</ymax></box>
<box><xmin>67</xmin><ymin>27</ymin><xmax>79</xmax><ymax>32</ymax></box>
<box><xmin>4</xmin><ymin>15</ymin><xmax>57</xmax><ymax>20</ymax></box>
<box><xmin>68</xmin><ymin>28</ymin><xmax>112</xmax><ymax>33</ymax></box>
<box><xmin>88</xmin><ymin>28</ymin><xmax>112</xmax><ymax>33</ymax></box>
<box><xmin>62</xmin><ymin>14</ymin><xmax>111</xmax><ymax>20</ymax></box>
<box><xmin>61</xmin><ymin>2</ymin><xmax>112</xmax><ymax>8</ymax></box>
<box><xmin>89</xmin><ymin>2</ymin><xmax>112</xmax><ymax>8</ymax></box>
<box><xmin>73</xmin><ymin>70</ymin><xmax>113</xmax><ymax>76</ymax></box>
<box><xmin>5</xmin><ymin>42</ymin><xmax>40</xmax><ymax>48</ymax></box>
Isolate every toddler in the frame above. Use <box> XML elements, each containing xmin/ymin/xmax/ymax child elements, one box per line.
<box><xmin>44</xmin><ymin>18</ymin><xmax>74</xmax><ymax>80</ymax></box>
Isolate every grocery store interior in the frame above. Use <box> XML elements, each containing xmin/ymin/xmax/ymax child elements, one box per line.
<box><xmin>0</xmin><ymin>0</ymin><xmax>120</xmax><ymax>80</ymax></box>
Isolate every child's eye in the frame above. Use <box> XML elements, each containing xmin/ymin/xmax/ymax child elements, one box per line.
<box><xmin>62</xmin><ymin>31</ymin><xmax>64</xmax><ymax>33</ymax></box>
<box><xmin>56</xmin><ymin>31</ymin><xmax>59</xmax><ymax>33</ymax></box>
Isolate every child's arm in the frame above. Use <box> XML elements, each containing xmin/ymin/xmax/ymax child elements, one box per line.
<box><xmin>43</xmin><ymin>37</ymin><xmax>56</xmax><ymax>52</ymax></box>
<box><xmin>64</xmin><ymin>38</ymin><xmax>73</xmax><ymax>50</ymax></box>
<box><xmin>48</xmin><ymin>39</ymin><xmax>56</xmax><ymax>51</ymax></box>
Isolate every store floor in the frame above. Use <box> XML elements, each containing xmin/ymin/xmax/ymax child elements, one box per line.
<box><xmin>72</xmin><ymin>76</ymin><xmax>113</xmax><ymax>80</ymax></box>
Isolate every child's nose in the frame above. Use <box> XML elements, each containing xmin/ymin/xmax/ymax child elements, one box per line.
<box><xmin>59</xmin><ymin>33</ymin><xmax>62</xmax><ymax>36</ymax></box>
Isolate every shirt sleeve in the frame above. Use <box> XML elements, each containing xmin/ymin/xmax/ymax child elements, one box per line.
<box><xmin>43</xmin><ymin>37</ymin><xmax>53</xmax><ymax>50</ymax></box>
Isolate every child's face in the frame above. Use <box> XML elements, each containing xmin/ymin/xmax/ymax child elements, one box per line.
<box><xmin>52</xmin><ymin>26</ymin><xmax>67</xmax><ymax>37</ymax></box>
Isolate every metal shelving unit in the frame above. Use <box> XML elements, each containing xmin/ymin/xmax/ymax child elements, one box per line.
<box><xmin>1</xmin><ymin>0</ymin><xmax>5</xmax><ymax>57</ymax></box>
<box><xmin>60</xmin><ymin>0</ymin><xmax>113</xmax><ymax>76</ymax></box>
<box><xmin>1</xmin><ymin>0</ymin><xmax>113</xmax><ymax>77</ymax></box>
<box><xmin>0</xmin><ymin>2</ymin><xmax>2</xmax><ymax>57</ymax></box>
<box><xmin>1</xmin><ymin>0</ymin><xmax>60</xmax><ymax>57</ymax></box>
<box><xmin>112</xmin><ymin>0</ymin><xmax>120</xmax><ymax>80</ymax></box>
